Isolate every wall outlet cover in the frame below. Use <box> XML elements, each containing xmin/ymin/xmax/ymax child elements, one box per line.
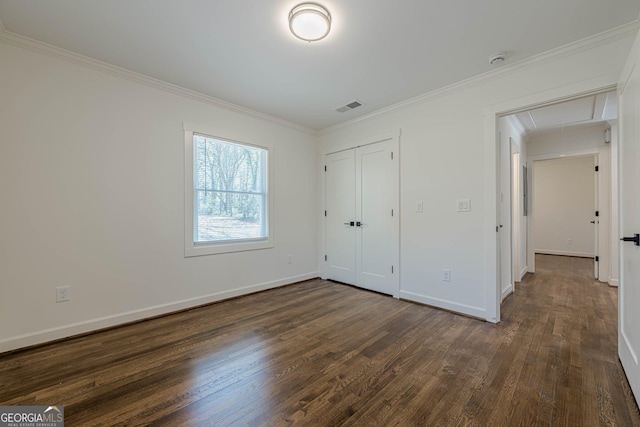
<box><xmin>442</xmin><ymin>269</ymin><xmax>452</xmax><ymax>282</ymax></box>
<box><xmin>56</xmin><ymin>286</ymin><xmax>71</xmax><ymax>302</ymax></box>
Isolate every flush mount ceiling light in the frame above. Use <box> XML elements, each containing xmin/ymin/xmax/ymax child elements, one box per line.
<box><xmin>289</xmin><ymin>3</ymin><xmax>331</xmax><ymax>42</ymax></box>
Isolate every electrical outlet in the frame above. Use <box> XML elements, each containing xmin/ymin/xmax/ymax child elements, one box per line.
<box><xmin>416</xmin><ymin>201</ymin><xmax>424</xmax><ymax>213</ymax></box>
<box><xmin>442</xmin><ymin>269</ymin><xmax>451</xmax><ymax>282</ymax></box>
<box><xmin>287</xmin><ymin>255</ymin><xmax>292</xmax><ymax>264</ymax></box>
<box><xmin>56</xmin><ymin>286</ymin><xmax>71</xmax><ymax>303</ymax></box>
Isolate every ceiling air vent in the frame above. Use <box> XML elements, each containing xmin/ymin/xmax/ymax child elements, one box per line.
<box><xmin>335</xmin><ymin>100</ymin><xmax>363</xmax><ymax>113</ymax></box>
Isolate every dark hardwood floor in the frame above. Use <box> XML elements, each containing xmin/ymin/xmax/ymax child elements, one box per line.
<box><xmin>1</xmin><ymin>254</ymin><xmax>638</xmax><ymax>426</ymax></box>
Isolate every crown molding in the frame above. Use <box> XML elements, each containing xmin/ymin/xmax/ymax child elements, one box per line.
<box><xmin>0</xmin><ymin>26</ymin><xmax>316</xmax><ymax>136</ymax></box>
<box><xmin>321</xmin><ymin>20</ymin><xmax>640</xmax><ymax>135</ymax></box>
<box><xmin>507</xmin><ymin>115</ymin><xmax>527</xmax><ymax>137</ymax></box>
<box><xmin>1</xmin><ymin>14</ymin><xmax>637</xmax><ymax>138</ymax></box>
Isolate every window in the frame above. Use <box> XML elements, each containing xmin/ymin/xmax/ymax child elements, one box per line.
<box><xmin>184</xmin><ymin>126</ymin><xmax>273</xmax><ymax>256</ymax></box>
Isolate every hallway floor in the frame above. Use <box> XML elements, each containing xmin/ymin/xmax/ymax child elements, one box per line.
<box><xmin>499</xmin><ymin>254</ymin><xmax>639</xmax><ymax>426</ymax></box>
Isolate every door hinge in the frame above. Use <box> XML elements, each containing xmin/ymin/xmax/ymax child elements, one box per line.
<box><xmin>324</xmin><ymin>165</ymin><xmax>327</xmax><ymax>172</ymax></box>
<box><xmin>391</xmin><ymin>152</ymin><xmax>394</xmax><ymax>160</ymax></box>
<box><xmin>595</xmin><ymin>165</ymin><xmax>599</xmax><ymax>172</ymax></box>
<box><xmin>496</xmin><ymin>226</ymin><xmax>499</xmax><ymax>232</ymax></box>
<box><xmin>595</xmin><ymin>256</ymin><xmax>599</xmax><ymax>262</ymax></box>
<box><xmin>391</xmin><ymin>265</ymin><xmax>394</xmax><ymax>274</ymax></box>
<box><xmin>391</xmin><ymin>209</ymin><xmax>394</xmax><ymax>217</ymax></box>
<box><xmin>325</xmin><ymin>210</ymin><xmax>327</xmax><ymax>217</ymax></box>
<box><xmin>325</xmin><ymin>255</ymin><xmax>327</xmax><ymax>261</ymax></box>
<box><xmin>595</xmin><ymin>211</ymin><xmax>599</xmax><ymax>217</ymax></box>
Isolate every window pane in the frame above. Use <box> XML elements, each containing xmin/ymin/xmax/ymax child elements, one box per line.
<box><xmin>193</xmin><ymin>134</ymin><xmax>268</xmax><ymax>245</ymax></box>
<box><xmin>194</xmin><ymin>135</ymin><xmax>265</xmax><ymax>193</ymax></box>
<box><xmin>195</xmin><ymin>191</ymin><xmax>266</xmax><ymax>242</ymax></box>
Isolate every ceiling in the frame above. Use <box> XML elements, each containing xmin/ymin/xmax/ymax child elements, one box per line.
<box><xmin>0</xmin><ymin>1</ymin><xmax>638</xmax><ymax>130</ymax></box>
<box><xmin>513</xmin><ymin>91</ymin><xmax>617</xmax><ymax>136</ymax></box>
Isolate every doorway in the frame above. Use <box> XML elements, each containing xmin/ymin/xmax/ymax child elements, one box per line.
<box><xmin>531</xmin><ymin>155</ymin><xmax>598</xmax><ymax>277</ymax></box>
<box><xmin>491</xmin><ymin>86</ymin><xmax>618</xmax><ymax>321</ymax></box>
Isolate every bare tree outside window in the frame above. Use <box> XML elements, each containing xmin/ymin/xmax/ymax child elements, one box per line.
<box><xmin>193</xmin><ymin>135</ymin><xmax>267</xmax><ymax>243</ymax></box>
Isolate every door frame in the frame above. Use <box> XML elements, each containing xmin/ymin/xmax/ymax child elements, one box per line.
<box><xmin>483</xmin><ymin>76</ymin><xmax>617</xmax><ymax>323</ymax></box>
<box><xmin>527</xmin><ymin>153</ymin><xmax>600</xmax><ymax>273</ymax></box>
<box><xmin>320</xmin><ymin>130</ymin><xmax>401</xmax><ymax>297</ymax></box>
<box><xmin>511</xmin><ymin>145</ymin><xmax>520</xmax><ymax>286</ymax></box>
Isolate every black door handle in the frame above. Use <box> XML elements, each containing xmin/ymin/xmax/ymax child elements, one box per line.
<box><xmin>621</xmin><ymin>233</ymin><xmax>640</xmax><ymax>246</ymax></box>
<box><xmin>590</xmin><ymin>221</ymin><xmax>596</xmax><ymax>224</ymax></box>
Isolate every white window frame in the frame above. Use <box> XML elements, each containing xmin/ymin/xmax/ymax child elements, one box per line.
<box><xmin>184</xmin><ymin>124</ymin><xmax>274</xmax><ymax>257</ymax></box>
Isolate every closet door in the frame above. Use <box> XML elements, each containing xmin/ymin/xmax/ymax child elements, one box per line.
<box><xmin>325</xmin><ymin>149</ymin><xmax>356</xmax><ymax>285</ymax></box>
<box><xmin>356</xmin><ymin>140</ymin><xmax>397</xmax><ymax>295</ymax></box>
<box><xmin>325</xmin><ymin>139</ymin><xmax>399</xmax><ymax>296</ymax></box>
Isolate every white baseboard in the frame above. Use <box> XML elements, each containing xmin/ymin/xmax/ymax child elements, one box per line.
<box><xmin>0</xmin><ymin>272</ymin><xmax>319</xmax><ymax>353</ymax></box>
<box><xmin>399</xmin><ymin>290</ymin><xmax>487</xmax><ymax>321</ymax></box>
<box><xmin>608</xmin><ymin>278</ymin><xmax>619</xmax><ymax>287</ymax></box>
<box><xmin>502</xmin><ymin>284</ymin><xmax>514</xmax><ymax>301</ymax></box>
<box><xmin>519</xmin><ymin>266</ymin><xmax>528</xmax><ymax>281</ymax></box>
<box><xmin>535</xmin><ymin>249</ymin><xmax>594</xmax><ymax>258</ymax></box>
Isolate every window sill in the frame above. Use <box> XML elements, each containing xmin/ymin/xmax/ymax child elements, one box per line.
<box><xmin>185</xmin><ymin>238</ymin><xmax>273</xmax><ymax>257</ymax></box>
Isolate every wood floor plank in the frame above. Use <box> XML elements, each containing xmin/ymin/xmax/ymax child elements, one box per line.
<box><xmin>1</xmin><ymin>254</ymin><xmax>639</xmax><ymax>426</ymax></box>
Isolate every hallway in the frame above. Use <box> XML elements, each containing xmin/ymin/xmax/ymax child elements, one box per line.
<box><xmin>500</xmin><ymin>254</ymin><xmax>639</xmax><ymax>425</ymax></box>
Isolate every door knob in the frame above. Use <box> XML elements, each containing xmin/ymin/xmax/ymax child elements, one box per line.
<box><xmin>621</xmin><ymin>233</ymin><xmax>640</xmax><ymax>246</ymax></box>
<box><xmin>343</xmin><ymin>221</ymin><xmax>355</xmax><ymax>227</ymax></box>
<box><xmin>590</xmin><ymin>221</ymin><xmax>596</xmax><ymax>224</ymax></box>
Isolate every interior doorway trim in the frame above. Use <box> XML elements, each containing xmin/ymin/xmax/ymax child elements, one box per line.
<box><xmin>483</xmin><ymin>77</ymin><xmax>617</xmax><ymax>323</ymax></box>
<box><xmin>527</xmin><ymin>152</ymin><xmax>602</xmax><ymax>274</ymax></box>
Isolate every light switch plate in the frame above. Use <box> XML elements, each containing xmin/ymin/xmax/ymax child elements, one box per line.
<box><xmin>416</xmin><ymin>201</ymin><xmax>424</xmax><ymax>213</ymax></box>
<box><xmin>457</xmin><ymin>199</ymin><xmax>471</xmax><ymax>212</ymax></box>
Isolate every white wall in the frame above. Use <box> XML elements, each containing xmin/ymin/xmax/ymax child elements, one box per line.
<box><xmin>528</xmin><ymin>124</ymin><xmax>611</xmax><ymax>157</ymax></box>
<box><xmin>527</xmin><ymin>124</ymin><xmax>611</xmax><ymax>281</ymax></box>
<box><xmin>319</xmin><ymin>34</ymin><xmax>634</xmax><ymax>321</ymax></box>
<box><xmin>0</xmin><ymin>41</ymin><xmax>319</xmax><ymax>352</ymax></box>
<box><xmin>533</xmin><ymin>156</ymin><xmax>596</xmax><ymax>257</ymax></box>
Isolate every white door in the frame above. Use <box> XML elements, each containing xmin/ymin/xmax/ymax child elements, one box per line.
<box><xmin>325</xmin><ymin>139</ymin><xmax>399</xmax><ymax>296</ymax></box>
<box><xmin>618</xmin><ymin>33</ymin><xmax>640</xmax><ymax>406</ymax></box>
<box><xmin>356</xmin><ymin>140</ymin><xmax>398</xmax><ymax>295</ymax></box>
<box><xmin>325</xmin><ymin>149</ymin><xmax>356</xmax><ymax>285</ymax></box>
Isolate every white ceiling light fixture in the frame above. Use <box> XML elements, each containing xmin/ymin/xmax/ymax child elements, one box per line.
<box><xmin>289</xmin><ymin>3</ymin><xmax>331</xmax><ymax>42</ymax></box>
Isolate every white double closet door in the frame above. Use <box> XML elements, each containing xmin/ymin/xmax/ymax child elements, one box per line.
<box><xmin>325</xmin><ymin>139</ymin><xmax>399</xmax><ymax>296</ymax></box>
